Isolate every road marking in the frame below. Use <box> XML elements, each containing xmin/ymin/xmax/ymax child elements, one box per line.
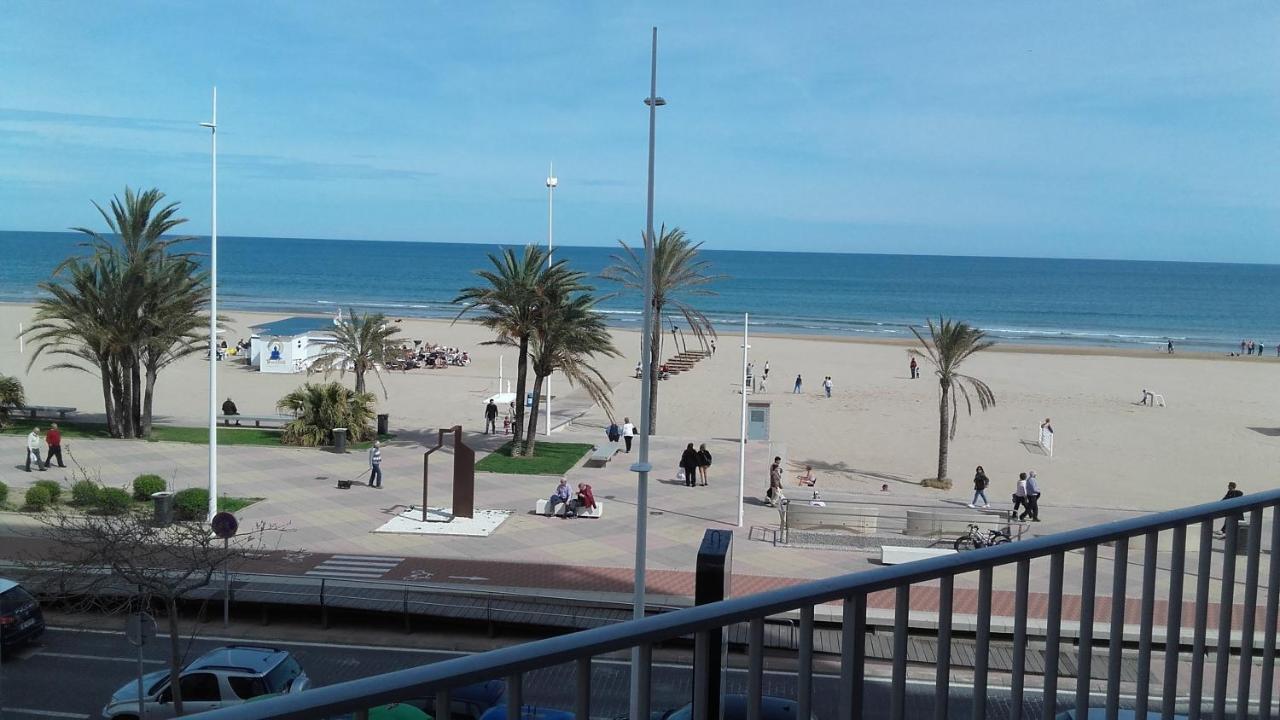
<box><xmin>447</xmin><ymin>576</ymin><xmax>489</xmax><ymax>581</ymax></box>
<box><xmin>0</xmin><ymin>709</ymin><xmax>90</xmax><ymax>719</ymax></box>
<box><xmin>331</xmin><ymin>554</ymin><xmax>405</xmax><ymax>562</ymax></box>
<box><xmin>305</xmin><ymin>555</ymin><xmax>405</xmax><ymax>580</ymax></box>
<box><xmin>35</xmin><ymin>651</ymin><xmax>165</xmax><ymax>665</ymax></box>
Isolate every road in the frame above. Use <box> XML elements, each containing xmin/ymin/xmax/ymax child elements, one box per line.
<box><xmin>0</xmin><ymin>626</ymin><xmax>1138</xmax><ymax>720</ymax></box>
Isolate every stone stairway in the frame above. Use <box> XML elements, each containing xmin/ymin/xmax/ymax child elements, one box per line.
<box><xmin>661</xmin><ymin>349</ymin><xmax>710</xmax><ymax>375</ymax></box>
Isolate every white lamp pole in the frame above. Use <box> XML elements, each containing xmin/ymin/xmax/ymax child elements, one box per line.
<box><xmin>200</xmin><ymin>88</ymin><xmax>218</xmax><ymax>522</ymax></box>
<box><xmin>630</xmin><ymin>26</ymin><xmax>664</xmax><ymax>720</ymax></box>
<box><xmin>545</xmin><ymin>164</ymin><xmax>557</xmax><ymax>436</ymax></box>
<box><xmin>738</xmin><ymin>313</ymin><xmax>750</xmax><ymax>527</ymax></box>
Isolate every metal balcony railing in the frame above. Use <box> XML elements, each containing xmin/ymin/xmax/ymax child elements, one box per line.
<box><xmin>196</xmin><ymin>488</ymin><xmax>1280</xmax><ymax>720</ymax></box>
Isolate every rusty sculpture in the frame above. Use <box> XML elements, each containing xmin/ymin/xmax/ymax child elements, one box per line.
<box><xmin>421</xmin><ymin>425</ymin><xmax>476</xmax><ymax>521</ymax></box>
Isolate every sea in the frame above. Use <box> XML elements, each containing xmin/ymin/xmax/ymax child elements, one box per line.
<box><xmin>2</xmin><ymin>230</ymin><xmax>1277</xmax><ymax>353</ymax></box>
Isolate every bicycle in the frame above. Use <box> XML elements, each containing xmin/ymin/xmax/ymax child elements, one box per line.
<box><xmin>953</xmin><ymin>523</ymin><xmax>1012</xmax><ymax>551</ymax></box>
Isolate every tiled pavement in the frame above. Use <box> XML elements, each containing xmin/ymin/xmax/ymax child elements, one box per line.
<box><xmin>0</xmin><ymin>428</ymin><xmax>1274</xmax><ymax>633</ymax></box>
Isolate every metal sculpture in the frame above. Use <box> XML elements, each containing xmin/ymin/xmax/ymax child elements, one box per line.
<box><xmin>421</xmin><ymin>425</ymin><xmax>476</xmax><ymax>521</ymax></box>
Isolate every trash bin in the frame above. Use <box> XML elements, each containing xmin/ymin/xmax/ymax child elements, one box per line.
<box><xmin>333</xmin><ymin>427</ymin><xmax>348</xmax><ymax>454</ymax></box>
<box><xmin>151</xmin><ymin>491</ymin><xmax>174</xmax><ymax>527</ymax></box>
<box><xmin>377</xmin><ymin>413</ymin><xmax>389</xmax><ymax>436</ymax></box>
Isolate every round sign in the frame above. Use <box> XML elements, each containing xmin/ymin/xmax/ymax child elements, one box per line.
<box><xmin>126</xmin><ymin>612</ymin><xmax>156</xmax><ymax>647</ymax></box>
<box><xmin>210</xmin><ymin>511</ymin><xmax>239</xmax><ymax>539</ymax></box>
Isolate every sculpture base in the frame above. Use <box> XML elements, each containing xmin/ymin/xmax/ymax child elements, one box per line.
<box><xmin>373</xmin><ymin>506</ymin><xmax>511</xmax><ymax>537</ymax></box>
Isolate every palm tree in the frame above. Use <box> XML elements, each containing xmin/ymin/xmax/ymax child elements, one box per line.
<box><xmin>0</xmin><ymin>374</ymin><xmax>24</xmax><ymax>427</ymax></box>
<box><xmin>909</xmin><ymin>317</ymin><xmax>996</xmax><ymax>489</ymax></box>
<box><xmin>308</xmin><ymin>308</ymin><xmax>401</xmax><ymax>397</ymax></box>
<box><xmin>277</xmin><ymin>382</ymin><xmax>377</xmax><ymax>447</ymax></box>
<box><xmin>524</xmin><ymin>290</ymin><xmax>620</xmax><ymax>453</ymax></box>
<box><xmin>454</xmin><ymin>246</ymin><xmax>587</xmax><ymax>455</ymax></box>
<box><xmin>601</xmin><ymin>226</ymin><xmax>723</xmax><ymax>434</ymax></box>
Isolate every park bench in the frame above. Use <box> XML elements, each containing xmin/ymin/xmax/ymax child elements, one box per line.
<box><xmin>780</xmin><ymin>502</ymin><xmax>879</xmax><ymax>543</ymax></box>
<box><xmin>218</xmin><ymin>413</ymin><xmax>294</xmax><ymax>428</ymax></box>
<box><xmin>1</xmin><ymin>404</ymin><xmax>77</xmax><ymax>420</ymax></box>
<box><xmin>534</xmin><ymin>498</ymin><xmax>604</xmax><ymax>519</ymax></box>
<box><xmin>585</xmin><ymin>442</ymin><xmax>620</xmax><ymax>468</ymax></box>
<box><xmin>879</xmin><ymin>546</ymin><xmax>956</xmax><ymax>565</ymax></box>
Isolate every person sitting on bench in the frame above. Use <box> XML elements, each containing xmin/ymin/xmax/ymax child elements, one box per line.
<box><xmin>797</xmin><ymin>465</ymin><xmax>817</xmax><ymax>487</ymax></box>
<box><xmin>567</xmin><ymin>483</ymin><xmax>596</xmax><ymax>518</ymax></box>
<box><xmin>222</xmin><ymin>397</ymin><xmax>240</xmax><ymax>425</ymax></box>
<box><xmin>545</xmin><ymin>478</ymin><xmax>572</xmax><ymax>517</ymax></box>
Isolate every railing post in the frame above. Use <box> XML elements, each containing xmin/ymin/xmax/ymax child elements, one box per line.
<box><xmin>1259</xmin><ymin>506</ymin><xmax>1280</xmax><ymax>720</ymax></box>
<box><xmin>890</xmin><ymin>585</ymin><xmax>909</xmax><ymax>720</ymax></box>
<box><xmin>799</xmin><ymin>606</ymin><xmax>814</xmax><ymax>720</ymax></box>
<box><xmin>1162</xmin><ymin>524</ymin><xmax>1187</xmax><ymax>720</ymax></box>
<box><xmin>973</xmin><ymin>567</ymin><xmax>993</xmax><ymax>720</ymax></box>
<box><xmin>840</xmin><ymin>594</ymin><xmax>866</xmax><ymax>720</ymax></box>
<box><xmin>1190</xmin><ymin>521</ymin><xmax>1214</xmax><ymax>720</ymax></box>
<box><xmin>935</xmin><ymin>576</ymin><xmax>953</xmax><ymax>720</ymax></box>
<box><xmin>435</xmin><ymin>688</ymin><xmax>451</xmax><ymax>720</ymax></box>
<box><xmin>1136</xmin><ymin>531</ymin><xmax>1158</xmax><ymax>718</ymax></box>
<box><xmin>693</xmin><ymin>631</ymin><xmax>711</xmax><ymax>720</ymax></box>
<box><xmin>320</xmin><ymin>577</ymin><xmax>328</xmax><ymax>629</ymax></box>
<box><xmin>1106</xmin><ymin>537</ymin><xmax>1129</xmax><ymax>720</ymax></box>
<box><xmin>1076</xmin><ymin>545</ymin><xmax>1098</xmax><ymax>717</ymax></box>
<box><xmin>1235</xmin><ymin>509</ymin><xmax>1263</xmax><ymax>720</ymax></box>
<box><xmin>748</xmin><ymin>619</ymin><xmax>764</xmax><ymax>720</ymax></box>
<box><xmin>1214</xmin><ymin>515</ymin><xmax>1239</xmax><ymax>720</ymax></box>
<box><xmin>1043</xmin><ymin>552</ymin><xmax>1064</xmax><ymax>720</ymax></box>
<box><xmin>635</xmin><ymin>643</ymin><xmax>652</xmax><ymax>720</ymax></box>
<box><xmin>507</xmin><ymin>673</ymin><xmax>522</xmax><ymax>720</ymax></box>
<box><xmin>576</xmin><ymin>657</ymin><xmax>591</xmax><ymax>720</ymax></box>
<box><xmin>1011</xmin><ymin>559</ymin><xmax>1030</xmax><ymax>720</ymax></box>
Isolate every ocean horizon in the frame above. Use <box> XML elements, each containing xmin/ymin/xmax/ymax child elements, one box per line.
<box><xmin>2</xmin><ymin>230</ymin><xmax>1278</xmax><ymax>353</ymax></box>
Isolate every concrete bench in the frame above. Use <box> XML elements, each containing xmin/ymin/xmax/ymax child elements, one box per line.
<box><xmin>880</xmin><ymin>546</ymin><xmax>957</xmax><ymax>565</ymax></box>
<box><xmin>534</xmin><ymin>498</ymin><xmax>604</xmax><ymax>519</ymax></box>
<box><xmin>781</xmin><ymin>502</ymin><xmax>879</xmax><ymax>543</ymax></box>
<box><xmin>218</xmin><ymin>413</ymin><xmax>293</xmax><ymax>428</ymax></box>
<box><xmin>2</xmin><ymin>405</ymin><xmax>77</xmax><ymax>420</ymax></box>
<box><xmin>585</xmin><ymin>442</ymin><xmax>620</xmax><ymax>468</ymax></box>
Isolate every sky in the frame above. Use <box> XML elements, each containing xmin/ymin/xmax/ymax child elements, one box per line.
<box><xmin>2</xmin><ymin>2</ymin><xmax>1278</xmax><ymax>263</ymax></box>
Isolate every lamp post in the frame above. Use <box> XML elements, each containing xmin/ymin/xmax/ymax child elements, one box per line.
<box><xmin>738</xmin><ymin>313</ymin><xmax>750</xmax><ymax>527</ymax></box>
<box><xmin>200</xmin><ymin>87</ymin><xmax>218</xmax><ymax>522</ymax></box>
<box><xmin>545</xmin><ymin>164</ymin><xmax>557</xmax><ymax>436</ymax></box>
<box><xmin>630</xmin><ymin>26</ymin><xmax>664</xmax><ymax>720</ymax></box>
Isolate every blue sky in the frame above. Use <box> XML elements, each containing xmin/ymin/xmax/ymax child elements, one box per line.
<box><xmin>2</xmin><ymin>2</ymin><xmax>1278</xmax><ymax>262</ymax></box>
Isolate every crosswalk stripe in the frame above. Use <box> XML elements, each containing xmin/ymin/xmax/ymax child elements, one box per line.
<box><xmin>304</xmin><ymin>569</ymin><xmax>391</xmax><ymax>578</ymax></box>
<box><xmin>330</xmin><ymin>554</ymin><xmax>405</xmax><ymax>562</ymax></box>
<box><xmin>317</xmin><ymin>560</ymin><xmax>401</xmax><ymax>568</ymax></box>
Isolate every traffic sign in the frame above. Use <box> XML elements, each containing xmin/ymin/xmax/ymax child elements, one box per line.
<box><xmin>211</xmin><ymin>511</ymin><xmax>238</xmax><ymax>539</ymax></box>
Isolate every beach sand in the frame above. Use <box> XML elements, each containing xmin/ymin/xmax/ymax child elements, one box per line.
<box><xmin>1</xmin><ymin>301</ymin><xmax>1275</xmax><ymax>512</ymax></box>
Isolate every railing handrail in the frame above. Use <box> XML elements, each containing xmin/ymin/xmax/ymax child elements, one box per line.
<box><xmin>197</xmin><ymin>488</ymin><xmax>1280</xmax><ymax>720</ymax></box>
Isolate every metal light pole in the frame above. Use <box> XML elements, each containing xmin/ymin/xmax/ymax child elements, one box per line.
<box><xmin>738</xmin><ymin>313</ymin><xmax>750</xmax><ymax>527</ymax></box>
<box><xmin>545</xmin><ymin>164</ymin><xmax>557</xmax><ymax>436</ymax></box>
<box><xmin>630</xmin><ymin>26</ymin><xmax>664</xmax><ymax>720</ymax></box>
<box><xmin>200</xmin><ymin>87</ymin><xmax>219</xmax><ymax>522</ymax></box>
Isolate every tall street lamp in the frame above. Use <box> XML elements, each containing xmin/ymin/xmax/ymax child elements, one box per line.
<box><xmin>630</xmin><ymin>25</ymin><xmax>664</xmax><ymax>720</ymax></box>
<box><xmin>545</xmin><ymin>164</ymin><xmax>557</xmax><ymax>436</ymax></box>
<box><xmin>200</xmin><ymin>87</ymin><xmax>218</xmax><ymax>522</ymax></box>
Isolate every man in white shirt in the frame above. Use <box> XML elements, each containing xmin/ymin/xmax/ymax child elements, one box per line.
<box><xmin>621</xmin><ymin>417</ymin><xmax>636</xmax><ymax>453</ymax></box>
<box><xmin>26</xmin><ymin>427</ymin><xmax>45</xmax><ymax>472</ymax></box>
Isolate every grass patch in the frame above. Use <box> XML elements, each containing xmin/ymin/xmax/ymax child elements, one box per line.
<box><xmin>475</xmin><ymin>441</ymin><xmax>594</xmax><ymax>475</ymax></box>
<box><xmin>216</xmin><ymin>496</ymin><xmax>263</xmax><ymax>513</ymax></box>
<box><xmin>1</xmin><ymin>419</ymin><xmax>392</xmax><ymax>449</ymax></box>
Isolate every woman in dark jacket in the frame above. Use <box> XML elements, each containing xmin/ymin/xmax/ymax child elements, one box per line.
<box><xmin>696</xmin><ymin>443</ymin><xmax>712</xmax><ymax>486</ymax></box>
<box><xmin>970</xmin><ymin>465</ymin><xmax>991</xmax><ymax>508</ymax></box>
<box><xmin>679</xmin><ymin>443</ymin><xmax>700</xmax><ymax>487</ymax></box>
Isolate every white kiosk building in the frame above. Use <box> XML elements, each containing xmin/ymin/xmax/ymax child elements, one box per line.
<box><xmin>249</xmin><ymin>316</ymin><xmax>337</xmax><ymax>374</ymax></box>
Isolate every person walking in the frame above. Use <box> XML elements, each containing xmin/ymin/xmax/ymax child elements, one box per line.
<box><xmin>25</xmin><ymin>427</ymin><xmax>44</xmax><ymax>471</ymax></box>
<box><xmin>621</xmin><ymin>417</ymin><xmax>636</xmax><ymax>453</ymax></box>
<box><xmin>1022</xmin><ymin>470</ymin><xmax>1042</xmax><ymax>521</ymax></box>
<box><xmin>45</xmin><ymin>422</ymin><xmax>65</xmax><ymax>468</ymax></box>
<box><xmin>766</xmin><ymin>456</ymin><xmax>785</xmax><ymax>507</ymax></box>
<box><xmin>696</xmin><ymin>443</ymin><xmax>712</xmax><ymax>486</ymax></box>
<box><xmin>367</xmin><ymin>441</ymin><xmax>383</xmax><ymax>488</ymax></box>
<box><xmin>969</xmin><ymin>465</ymin><xmax>990</xmax><ymax>508</ymax></box>
<box><xmin>1011</xmin><ymin>472</ymin><xmax>1028</xmax><ymax>519</ymax></box>
<box><xmin>484</xmin><ymin>400</ymin><xmax>499</xmax><ymax>434</ymax></box>
<box><xmin>793</xmin><ymin>374</ymin><xmax>803</xmax><ymax>394</ymax></box>
<box><xmin>822</xmin><ymin>376</ymin><xmax>833</xmax><ymax>398</ymax></box>
<box><xmin>1167</xmin><ymin>340</ymin><xmax>1174</xmax><ymax>354</ymax></box>
<box><xmin>679</xmin><ymin>443</ymin><xmax>700</xmax><ymax>487</ymax></box>
<box><xmin>909</xmin><ymin>357</ymin><xmax>919</xmax><ymax>379</ymax></box>
<box><xmin>606</xmin><ymin>419</ymin><xmax>621</xmax><ymax>445</ymax></box>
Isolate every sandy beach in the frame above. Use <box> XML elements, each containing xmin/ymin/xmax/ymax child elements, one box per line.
<box><xmin>1</xmin><ymin>301</ymin><xmax>1276</xmax><ymax>512</ymax></box>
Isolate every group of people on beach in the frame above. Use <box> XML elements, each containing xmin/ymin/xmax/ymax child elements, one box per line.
<box><xmin>970</xmin><ymin>465</ymin><xmax>1043</xmax><ymax>522</ymax></box>
<box><xmin>1234</xmin><ymin>339</ymin><xmax>1276</xmax><ymax>357</ymax></box>
<box><xmin>22</xmin><ymin>425</ymin><xmax>66</xmax><ymax>472</ymax></box>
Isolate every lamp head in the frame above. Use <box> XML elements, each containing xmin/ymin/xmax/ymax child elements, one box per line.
<box><xmin>199</xmin><ymin>122</ymin><xmax>216</xmax><ymax>129</ymax></box>
<box><xmin>644</xmin><ymin>97</ymin><xmax>667</xmax><ymax>107</ymax></box>
<box><xmin>546</xmin><ymin>176</ymin><xmax>558</xmax><ymax>188</ymax></box>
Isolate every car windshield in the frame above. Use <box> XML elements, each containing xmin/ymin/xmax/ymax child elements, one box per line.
<box><xmin>0</xmin><ymin>587</ymin><xmax>35</xmax><ymax>613</ymax></box>
<box><xmin>265</xmin><ymin>656</ymin><xmax>302</xmax><ymax>693</ymax></box>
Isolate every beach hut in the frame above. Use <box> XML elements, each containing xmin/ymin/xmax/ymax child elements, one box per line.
<box><xmin>249</xmin><ymin>316</ymin><xmax>337</xmax><ymax>374</ymax></box>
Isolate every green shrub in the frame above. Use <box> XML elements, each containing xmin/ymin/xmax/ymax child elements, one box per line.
<box><xmin>0</xmin><ymin>480</ymin><xmax>8</xmax><ymax>507</ymax></box>
<box><xmin>70</xmin><ymin>479</ymin><xmax>101</xmax><ymax>506</ymax></box>
<box><xmin>132</xmin><ymin>474</ymin><xmax>167</xmax><ymax>501</ymax></box>
<box><xmin>174</xmin><ymin>488</ymin><xmax>209</xmax><ymax>521</ymax></box>
<box><xmin>24</xmin><ymin>485</ymin><xmax>52</xmax><ymax>511</ymax></box>
<box><xmin>32</xmin><ymin>479</ymin><xmax>61</xmax><ymax>504</ymax></box>
<box><xmin>95</xmin><ymin>487</ymin><xmax>132</xmax><ymax>516</ymax></box>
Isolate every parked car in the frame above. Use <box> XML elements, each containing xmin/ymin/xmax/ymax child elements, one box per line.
<box><xmin>0</xmin><ymin>577</ymin><xmax>45</xmax><ymax>651</ymax></box>
<box><xmin>101</xmin><ymin>644</ymin><xmax>310</xmax><ymax>719</ymax></box>
<box><xmin>478</xmin><ymin>706</ymin><xmax>574</xmax><ymax>720</ymax></box>
<box><xmin>654</xmin><ymin>695</ymin><xmax>816</xmax><ymax>720</ymax></box>
<box><xmin>1055</xmin><ymin>711</ymin><xmax>1186</xmax><ymax>719</ymax></box>
<box><xmin>408</xmin><ymin>679</ymin><xmax>507</xmax><ymax>720</ymax></box>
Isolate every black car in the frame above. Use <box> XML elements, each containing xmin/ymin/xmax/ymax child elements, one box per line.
<box><xmin>0</xmin><ymin>578</ymin><xmax>45</xmax><ymax>651</ymax></box>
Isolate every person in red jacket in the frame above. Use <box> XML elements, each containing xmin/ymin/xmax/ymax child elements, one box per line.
<box><xmin>45</xmin><ymin>422</ymin><xmax>65</xmax><ymax>468</ymax></box>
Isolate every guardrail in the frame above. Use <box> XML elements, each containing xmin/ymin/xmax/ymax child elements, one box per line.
<box><xmin>197</xmin><ymin>489</ymin><xmax>1280</xmax><ymax>720</ymax></box>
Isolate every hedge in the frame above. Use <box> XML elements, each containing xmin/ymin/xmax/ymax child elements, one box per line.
<box><xmin>32</xmin><ymin>479</ymin><xmax>61</xmax><ymax>504</ymax></box>
<box><xmin>174</xmin><ymin>488</ymin><xmax>209</xmax><ymax>521</ymax></box>
<box><xmin>96</xmin><ymin>487</ymin><xmax>132</xmax><ymax>516</ymax></box>
<box><xmin>71</xmin><ymin>479</ymin><xmax>101</xmax><ymax>506</ymax></box>
<box><xmin>132</xmin><ymin>474</ymin><xmax>167</xmax><ymax>501</ymax></box>
<box><xmin>24</xmin><ymin>485</ymin><xmax>53</xmax><ymax>511</ymax></box>
<box><xmin>0</xmin><ymin>480</ymin><xmax>8</xmax><ymax>507</ymax></box>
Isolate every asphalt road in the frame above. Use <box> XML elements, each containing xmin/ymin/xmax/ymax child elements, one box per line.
<box><xmin>0</xmin><ymin>626</ymin><xmax>1110</xmax><ymax>720</ymax></box>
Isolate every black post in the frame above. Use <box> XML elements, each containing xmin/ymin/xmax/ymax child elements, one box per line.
<box><xmin>694</xmin><ymin>529</ymin><xmax>733</xmax><ymax>720</ymax></box>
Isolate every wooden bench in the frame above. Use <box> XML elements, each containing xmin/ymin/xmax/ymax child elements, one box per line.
<box><xmin>218</xmin><ymin>413</ymin><xmax>293</xmax><ymax>428</ymax></box>
<box><xmin>780</xmin><ymin>502</ymin><xmax>879</xmax><ymax>543</ymax></box>
<box><xmin>880</xmin><ymin>546</ymin><xmax>957</xmax><ymax>565</ymax></box>
<box><xmin>2</xmin><ymin>404</ymin><xmax>77</xmax><ymax>420</ymax></box>
<box><xmin>585</xmin><ymin>442</ymin><xmax>620</xmax><ymax>468</ymax></box>
<box><xmin>534</xmin><ymin>498</ymin><xmax>604</xmax><ymax>519</ymax></box>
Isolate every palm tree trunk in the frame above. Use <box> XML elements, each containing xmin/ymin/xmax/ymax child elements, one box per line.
<box><xmin>512</xmin><ymin>334</ymin><xmax>530</xmax><ymax>455</ymax></box>
<box><xmin>647</xmin><ymin>310</ymin><xmax>662</xmax><ymax>435</ymax></box>
<box><xmin>109</xmin><ymin>357</ymin><xmax>127</xmax><ymax>438</ymax></box>
<box><xmin>130</xmin><ymin>353</ymin><xmax>142</xmax><ymax>438</ymax></box>
<box><xmin>524</xmin><ymin>372</ymin><xmax>545</xmax><ymax>455</ymax></box>
<box><xmin>354</xmin><ymin>367</ymin><xmax>366</xmax><ymax>395</ymax></box>
<box><xmin>99</xmin><ymin>360</ymin><xmax>117</xmax><ymax>438</ymax></box>
<box><xmin>141</xmin><ymin>364</ymin><xmax>158</xmax><ymax>438</ymax></box>
<box><xmin>936</xmin><ymin>380</ymin><xmax>951</xmax><ymax>486</ymax></box>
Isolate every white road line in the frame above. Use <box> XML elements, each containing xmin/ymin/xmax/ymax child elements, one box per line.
<box><xmin>0</xmin><ymin>708</ymin><xmax>91</xmax><ymax>719</ymax></box>
<box><xmin>313</xmin><ymin>561</ymin><xmax>401</xmax><ymax>569</ymax></box>
<box><xmin>330</xmin><ymin>555</ymin><xmax>405</xmax><ymax>562</ymax></box>
<box><xmin>447</xmin><ymin>576</ymin><xmax>489</xmax><ymax>581</ymax></box>
<box><xmin>34</xmin><ymin>651</ymin><xmax>165</xmax><ymax>664</ymax></box>
<box><xmin>304</xmin><ymin>570</ymin><xmax>390</xmax><ymax>578</ymax></box>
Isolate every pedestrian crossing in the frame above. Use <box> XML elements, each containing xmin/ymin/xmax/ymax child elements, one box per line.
<box><xmin>304</xmin><ymin>554</ymin><xmax>405</xmax><ymax>580</ymax></box>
